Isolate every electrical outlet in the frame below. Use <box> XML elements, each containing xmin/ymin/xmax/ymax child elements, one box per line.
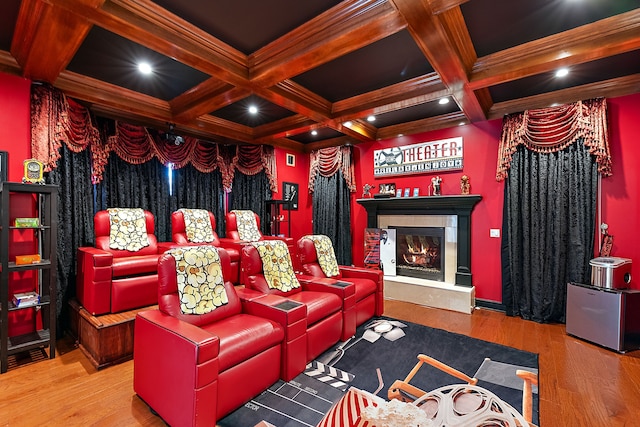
<box><xmin>490</xmin><ymin>229</ymin><xmax>500</xmax><ymax>238</ymax></box>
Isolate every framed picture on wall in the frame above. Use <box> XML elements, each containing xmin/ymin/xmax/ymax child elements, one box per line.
<box><xmin>286</xmin><ymin>153</ymin><xmax>296</xmax><ymax>167</ymax></box>
<box><xmin>403</xmin><ymin>188</ymin><xmax>410</xmax><ymax>197</ymax></box>
<box><xmin>283</xmin><ymin>182</ymin><xmax>299</xmax><ymax>210</ymax></box>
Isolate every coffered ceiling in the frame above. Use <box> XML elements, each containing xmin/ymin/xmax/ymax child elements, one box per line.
<box><xmin>1</xmin><ymin>0</ymin><xmax>638</xmax><ymax>151</ymax></box>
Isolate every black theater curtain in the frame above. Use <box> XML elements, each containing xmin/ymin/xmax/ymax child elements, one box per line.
<box><xmin>501</xmin><ymin>141</ymin><xmax>597</xmax><ymax>323</ymax></box>
<box><xmin>94</xmin><ymin>153</ymin><xmax>175</xmax><ymax>242</ymax></box>
<box><xmin>173</xmin><ymin>165</ymin><xmax>226</xmax><ymax>236</ymax></box>
<box><xmin>228</xmin><ymin>170</ymin><xmax>271</xmax><ymax>235</ymax></box>
<box><xmin>312</xmin><ymin>170</ymin><xmax>352</xmax><ymax>265</ymax></box>
<box><xmin>45</xmin><ymin>144</ymin><xmax>95</xmax><ymax>331</ymax></box>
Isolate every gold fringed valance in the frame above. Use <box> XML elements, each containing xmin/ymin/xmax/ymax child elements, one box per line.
<box><xmin>30</xmin><ymin>85</ymin><xmax>276</xmax><ymax>191</ymax></box>
<box><xmin>496</xmin><ymin>98</ymin><xmax>611</xmax><ymax>181</ymax></box>
<box><xmin>308</xmin><ymin>146</ymin><xmax>356</xmax><ymax>193</ymax></box>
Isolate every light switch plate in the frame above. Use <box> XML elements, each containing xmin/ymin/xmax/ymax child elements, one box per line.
<box><xmin>490</xmin><ymin>229</ymin><xmax>500</xmax><ymax>238</ymax></box>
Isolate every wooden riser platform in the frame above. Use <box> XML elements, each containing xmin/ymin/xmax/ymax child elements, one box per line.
<box><xmin>68</xmin><ymin>299</ymin><xmax>157</xmax><ymax>370</ymax></box>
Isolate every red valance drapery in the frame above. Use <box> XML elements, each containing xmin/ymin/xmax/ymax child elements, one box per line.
<box><xmin>30</xmin><ymin>85</ymin><xmax>277</xmax><ymax>191</ymax></box>
<box><xmin>496</xmin><ymin>98</ymin><xmax>611</xmax><ymax>181</ymax></box>
<box><xmin>308</xmin><ymin>146</ymin><xmax>356</xmax><ymax>193</ymax></box>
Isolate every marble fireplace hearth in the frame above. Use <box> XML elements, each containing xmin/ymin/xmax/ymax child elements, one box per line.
<box><xmin>357</xmin><ymin>195</ymin><xmax>482</xmax><ymax>314</ymax></box>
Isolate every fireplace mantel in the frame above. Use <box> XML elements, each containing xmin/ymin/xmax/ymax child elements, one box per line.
<box><xmin>357</xmin><ymin>195</ymin><xmax>482</xmax><ymax>286</ymax></box>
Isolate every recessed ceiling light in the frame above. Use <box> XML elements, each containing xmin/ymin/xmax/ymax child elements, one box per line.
<box><xmin>248</xmin><ymin>105</ymin><xmax>258</xmax><ymax>114</ymax></box>
<box><xmin>555</xmin><ymin>68</ymin><xmax>569</xmax><ymax>78</ymax></box>
<box><xmin>138</xmin><ymin>62</ymin><xmax>153</xmax><ymax>75</ymax></box>
<box><xmin>397</xmin><ymin>133</ymin><xmax>404</xmax><ymax>137</ymax></box>
<box><xmin>439</xmin><ymin>97</ymin><xmax>450</xmax><ymax>105</ymax></box>
<box><xmin>367</xmin><ymin>115</ymin><xmax>376</xmax><ymax>122</ymax></box>
<box><xmin>311</xmin><ymin>130</ymin><xmax>318</xmax><ymax>136</ymax></box>
<box><xmin>343</xmin><ymin>121</ymin><xmax>352</xmax><ymax>127</ymax></box>
<box><xmin>458</xmin><ymin>122</ymin><xmax>465</xmax><ymax>126</ymax></box>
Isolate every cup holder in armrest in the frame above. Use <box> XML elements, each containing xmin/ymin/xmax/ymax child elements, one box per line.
<box><xmin>335</xmin><ymin>280</ymin><xmax>352</xmax><ymax>287</ymax></box>
<box><xmin>274</xmin><ymin>300</ymin><xmax>303</xmax><ymax>311</ymax></box>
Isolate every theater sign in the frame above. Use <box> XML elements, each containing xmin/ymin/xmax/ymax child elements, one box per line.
<box><xmin>373</xmin><ymin>137</ymin><xmax>463</xmax><ymax>177</ymax></box>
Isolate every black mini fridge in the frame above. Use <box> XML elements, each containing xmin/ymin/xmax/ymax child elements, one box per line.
<box><xmin>566</xmin><ymin>282</ymin><xmax>640</xmax><ymax>353</ymax></box>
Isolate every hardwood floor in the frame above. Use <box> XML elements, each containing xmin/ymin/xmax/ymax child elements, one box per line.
<box><xmin>1</xmin><ymin>300</ymin><xmax>639</xmax><ymax>426</ymax></box>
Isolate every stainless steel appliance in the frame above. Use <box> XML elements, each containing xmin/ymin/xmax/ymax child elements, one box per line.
<box><xmin>566</xmin><ymin>282</ymin><xmax>640</xmax><ymax>352</ymax></box>
<box><xmin>590</xmin><ymin>257</ymin><xmax>632</xmax><ymax>289</ymax></box>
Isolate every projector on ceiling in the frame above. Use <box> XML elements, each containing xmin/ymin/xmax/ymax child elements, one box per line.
<box><xmin>164</xmin><ymin>133</ymin><xmax>184</xmax><ymax>145</ymax></box>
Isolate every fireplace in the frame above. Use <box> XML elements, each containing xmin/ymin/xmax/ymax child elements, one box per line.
<box><xmin>357</xmin><ymin>195</ymin><xmax>481</xmax><ymax>287</ymax></box>
<box><xmin>393</xmin><ymin>226</ymin><xmax>445</xmax><ymax>281</ymax></box>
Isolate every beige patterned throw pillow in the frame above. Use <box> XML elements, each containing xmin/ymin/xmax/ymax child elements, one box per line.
<box><xmin>107</xmin><ymin>208</ymin><xmax>150</xmax><ymax>252</ymax></box>
<box><xmin>302</xmin><ymin>234</ymin><xmax>340</xmax><ymax>277</ymax></box>
<box><xmin>179</xmin><ymin>208</ymin><xmax>215</xmax><ymax>243</ymax></box>
<box><xmin>251</xmin><ymin>240</ymin><xmax>300</xmax><ymax>292</ymax></box>
<box><xmin>168</xmin><ymin>246</ymin><xmax>228</xmax><ymax>315</ymax></box>
<box><xmin>232</xmin><ymin>210</ymin><xmax>263</xmax><ymax>242</ymax></box>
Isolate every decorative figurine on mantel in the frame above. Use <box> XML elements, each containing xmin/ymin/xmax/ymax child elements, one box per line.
<box><xmin>460</xmin><ymin>175</ymin><xmax>470</xmax><ymax>195</ymax></box>
<box><xmin>431</xmin><ymin>176</ymin><xmax>442</xmax><ymax>196</ymax></box>
<box><xmin>362</xmin><ymin>183</ymin><xmax>374</xmax><ymax>198</ymax></box>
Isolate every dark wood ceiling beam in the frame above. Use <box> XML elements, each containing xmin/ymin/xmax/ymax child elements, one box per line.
<box><xmin>183</xmin><ymin>114</ymin><xmax>254</xmax><ymax>143</ymax></box>
<box><xmin>332</xmin><ymin>73</ymin><xmax>448</xmax><ymax>119</ymax></box>
<box><xmin>0</xmin><ymin>50</ymin><xmax>22</xmax><ymax>76</ymax></box>
<box><xmin>469</xmin><ymin>11</ymin><xmax>640</xmax><ymax>90</ymax></box>
<box><xmin>257</xmin><ymin>80</ymin><xmax>333</xmax><ymax>123</ymax></box>
<box><xmin>334</xmin><ymin>119</ymin><xmax>378</xmax><ymax>141</ymax></box>
<box><xmin>171</xmin><ymin>80</ymin><xmax>250</xmax><ymax>122</ymax></box>
<box><xmin>45</xmin><ymin>0</ymin><xmax>249</xmax><ymax>86</ymax></box>
<box><xmin>55</xmin><ymin>71</ymin><xmax>255</xmax><ymax>142</ymax></box>
<box><xmin>12</xmin><ymin>0</ymin><xmax>103</xmax><ymax>83</ymax></box>
<box><xmin>258</xmin><ymin>137</ymin><xmax>305</xmax><ymax>152</ymax></box>
<box><xmin>253</xmin><ymin>115</ymin><xmax>318</xmax><ymax>141</ymax></box>
<box><xmin>54</xmin><ymin>70</ymin><xmax>173</xmax><ymax>121</ymax></box>
<box><xmin>377</xmin><ymin>111</ymin><xmax>467</xmax><ymax>140</ymax></box>
<box><xmin>250</xmin><ymin>0</ymin><xmax>406</xmax><ymax>87</ymax></box>
<box><xmin>427</xmin><ymin>0</ymin><xmax>470</xmax><ymax>15</ymax></box>
<box><xmin>303</xmin><ymin>136</ymin><xmax>355</xmax><ymax>152</ymax></box>
<box><xmin>390</xmin><ymin>0</ymin><xmax>488</xmax><ymax>122</ymax></box>
<box><xmin>488</xmin><ymin>74</ymin><xmax>640</xmax><ymax>120</ymax></box>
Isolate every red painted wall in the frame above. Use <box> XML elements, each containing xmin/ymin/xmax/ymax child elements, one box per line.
<box><xmin>1</xmin><ymin>72</ymin><xmax>638</xmax><ymax>305</ymax></box>
<box><xmin>600</xmin><ymin>94</ymin><xmax>640</xmax><ymax>290</ymax></box>
<box><xmin>0</xmin><ymin>72</ymin><xmax>38</xmax><ymax>336</ymax></box>
<box><xmin>351</xmin><ymin>121</ymin><xmax>506</xmax><ymax>302</ymax></box>
<box><xmin>351</xmin><ymin>93</ymin><xmax>640</xmax><ymax>302</ymax></box>
<box><xmin>272</xmin><ymin>147</ymin><xmax>314</xmax><ymax>242</ymax></box>
<box><xmin>0</xmin><ymin>73</ymin><xmax>31</xmax><ymax>179</ymax></box>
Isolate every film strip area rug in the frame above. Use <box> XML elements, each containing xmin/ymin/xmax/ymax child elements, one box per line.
<box><xmin>217</xmin><ymin>364</ymin><xmax>351</xmax><ymax>427</ymax></box>
<box><xmin>217</xmin><ymin>317</ymin><xmax>539</xmax><ymax>427</ymax></box>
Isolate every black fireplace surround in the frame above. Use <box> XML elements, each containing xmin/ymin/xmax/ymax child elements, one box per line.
<box><xmin>357</xmin><ymin>195</ymin><xmax>482</xmax><ymax>287</ymax></box>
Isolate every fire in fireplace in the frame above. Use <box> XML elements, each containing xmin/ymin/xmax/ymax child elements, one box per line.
<box><xmin>392</xmin><ymin>226</ymin><xmax>445</xmax><ymax>281</ymax></box>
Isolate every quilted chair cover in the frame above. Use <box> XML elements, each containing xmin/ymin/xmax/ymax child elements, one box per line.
<box><xmin>134</xmin><ymin>247</ymin><xmax>286</xmax><ymax>427</ymax></box>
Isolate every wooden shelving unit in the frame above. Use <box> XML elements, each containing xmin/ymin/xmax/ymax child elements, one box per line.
<box><xmin>0</xmin><ymin>182</ymin><xmax>58</xmax><ymax>373</ymax></box>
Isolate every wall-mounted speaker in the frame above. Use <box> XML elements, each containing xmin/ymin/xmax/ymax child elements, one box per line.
<box><xmin>0</xmin><ymin>151</ymin><xmax>7</xmax><ymax>183</ymax></box>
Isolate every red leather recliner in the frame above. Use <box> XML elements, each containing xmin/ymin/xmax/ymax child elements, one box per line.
<box><xmin>134</xmin><ymin>247</ymin><xmax>302</xmax><ymax>427</ymax></box>
<box><xmin>76</xmin><ymin>210</ymin><xmax>164</xmax><ymax>316</ymax></box>
<box><xmin>171</xmin><ymin>210</ymin><xmax>241</xmax><ymax>284</ymax></box>
<box><xmin>241</xmin><ymin>243</ymin><xmax>349</xmax><ymax>363</ymax></box>
<box><xmin>297</xmin><ymin>236</ymin><xmax>384</xmax><ymax>327</ymax></box>
<box><xmin>226</xmin><ymin>210</ymin><xmax>296</xmax><ymax>281</ymax></box>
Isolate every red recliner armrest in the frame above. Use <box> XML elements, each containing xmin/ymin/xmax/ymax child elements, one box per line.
<box><xmin>339</xmin><ymin>266</ymin><xmax>385</xmax><ymax>316</ymax></box>
<box><xmin>297</xmin><ymin>275</ymin><xmax>357</xmax><ymax>340</ymax></box>
<box><xmin>76</xmin><ymin>246</ymin><xmax>114</xmax><ymax>316</ymax></box>
<box><xmin>237</xmin><ymin>290</ymin><xmax>308</xmax><ymax>381</ymax></box>
<box><xmin>134</xmin><ymin>309</ymin><xmax>220</xmax><ymax>427</ymax></box>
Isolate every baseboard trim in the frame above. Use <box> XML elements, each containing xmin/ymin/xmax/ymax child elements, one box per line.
<box><xmin>475</xmin><ymin>299</ymin><xmax>505</xmax><ymax>312</ymax></box>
